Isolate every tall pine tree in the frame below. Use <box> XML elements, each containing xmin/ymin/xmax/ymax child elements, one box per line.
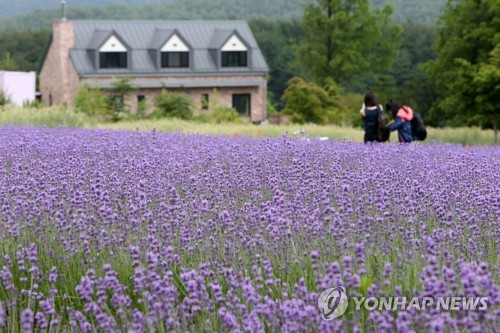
<box><xmin>294</xmin><ymin>0</ymin><xmax>401</xmax><ymax>90</ymax></box>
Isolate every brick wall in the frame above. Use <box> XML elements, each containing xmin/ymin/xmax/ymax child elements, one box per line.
<box><xmin>83</xmin><ymin>75</ymin><xmax>268</xmax><ymax>121</ymax></box>
<box><xmin>40</xmin><ymin>21</ymin><xmax>79</xmax><ymax>106</ymax></box>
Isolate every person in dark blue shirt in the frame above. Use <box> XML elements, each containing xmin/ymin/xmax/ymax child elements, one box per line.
<box><xmin>359</xmin><ymin>92</ymin><xmax>383</xmax><ymax>143</ymax></box>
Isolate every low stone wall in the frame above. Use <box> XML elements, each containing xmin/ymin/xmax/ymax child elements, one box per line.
<box><xmin>267</xmin><ymin>114</ymin><xmax>291</xmax><ymax>125</ymax></box>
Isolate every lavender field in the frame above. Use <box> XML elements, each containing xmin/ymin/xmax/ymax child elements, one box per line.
<box><xmin>0</xmin><ymin>126</ymin><xmax>498</xmax><ymax>332</ymax></box>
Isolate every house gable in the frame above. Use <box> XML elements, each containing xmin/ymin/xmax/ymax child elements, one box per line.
<box><xmin>161</xmin><ymin>34</ymin><xmax>189</xmax><ymax>52</ymax></box>
<box><xmin>100</xmin><ymin>35</ymin><xmax>127</xmax><ymax>52</ymax></box>
<box><xmin>221</xmin><ymin>35</ymin><xmax>248</xmax><ymax>52</ymax></box>
<box><xmin>209</xmin><ymin>30</ymin><xmax>251</xmax><ymax>68</ymax></box>
<box><xmin>148</xmin><ymin>30</ymin><xmax>192</xmax><ymax>69</ymax></box>
<box><xmin>86</xmin><ymin>30</ymin><xmax>130</xmax><ymax>70</ymax></box>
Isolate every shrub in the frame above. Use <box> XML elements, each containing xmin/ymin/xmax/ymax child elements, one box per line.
<box><xmin>0</xmin><ymin>90</ymin><xmax>11</xmax><ymax>107</ymax></box>
<box><xmin>109</xmin><ymin>78</ymin><xmax>137</xmax><ymax>121</ymax></box>
<box><xmin>205</xmin><ymin>89</ymin><xmax>242</xmax><ymax>124</ymax></box>
<box><xmin>213</xmin><ymin>106</ymin><xmax>241</xmax><ymax>124</ymax></box>
<box><xmin>267</xmin><ymin>96</ymin><xmax>279</xmax><ymax>116</ymax></box>
<box><xmin>74</xmin><ymin>84</ymin><xmax>110</xmax><ymax>118</ymax></box>
<box><xmin>155</xmin><ymin>89</ymin><xmax>193</xmax><ymax>120</ymax></box>
<box><xmin>281</xmin><ymin>77</ymin><xmax>343</xmax><ymax>124</ymax></box>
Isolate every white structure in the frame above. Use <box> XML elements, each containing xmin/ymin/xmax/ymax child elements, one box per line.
<box><xmin>0</xmin><ymin>71</ymin><xmax>36</xmax><ymax>106</ymax></box>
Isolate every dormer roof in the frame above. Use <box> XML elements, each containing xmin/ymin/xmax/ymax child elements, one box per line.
<box><xmin>68</xmin><ymin>20</ymin><xmax>269</xmax><ymax>76</ymax></box>
<box><xmin>210</xmin><ymin>30</ymin><xmax>249</xmax><ymax>51</ymax></box>
<box><xmin>149</xmin><ymin>29</ymin><xmax>191</xmax><ymax>52</ymax></box>
<box><xmin>87</xmin><ymin>30</ymin><xmax>129</xmax><ymax>52</ymax></box>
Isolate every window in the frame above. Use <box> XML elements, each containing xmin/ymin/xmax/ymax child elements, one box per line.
<box><xmin>137</xmin><ymin>95</ymin><xmax>145</xmax><ymax>103</ymax></box>
<box><xmin>161</xmin><ymin>52</ymin><xmax>189</xmax><ymax>68</ymax></box>
<box><xmin>201</xmin><ymin>94</ymin><xmax>209</xmax><ymax>110</ymax></box>
<box><xmin>222</xmin><ymin>51</ymin><xmax>247</xmax><ymax>67</ymax></box>
<box><xmin>232</xmin><ymin>94</ymin><xmax>251</xmax><ymax>116</ymax></box>
<box><xmin>100</xmin><ymin>52</ymin><xmax>127</xmax><ymax>69</ymax></box>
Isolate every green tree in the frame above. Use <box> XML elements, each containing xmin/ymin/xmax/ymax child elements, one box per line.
<box><xmin>250</xmin><ymin>19</ymin><xmax>302</xmax><ymax>109</ymax></box>
<box><xmin>281</xmin><ymin>77</ymin><xmax>343</xmax><ymax>124</ymax></box>
<box><xmin>295</xmin><ymin>0</ymin><xmax>401</xmax><ymax>89</ymax></box>
<box><xmin>424</xmin><ymin>0</ymin><xmax>499</xmax><ymax>141</ymax></box>
<box><xmin>0</xmin><ymin>29</ymin><xmax>50</xmax><ymax>71</ymax></box>
<box><xmin>73</xmin><ymin>84</ymin><xmax>110</xmax><ymax>118</ymax></box>
<box><xmin>155</xmin><ymin>89</ymin><xmax>193</xmax><ymax>120</ymax></box>
<box><xmin>0</xmin><ymin>52</ymin><xmax>17</xmax><ymax>70</ymax></box>
<box><xmin>0</xmin><ymin>89</ymin><xmax>11</xmax><ymax>106</ymax></box>
<box><xmin>375</xmin><ymin>22</ymin><xmax>437</xmax><ymax>118</ymax></box>
<box><xmin>473</xmin><ymin>47</ymin><xmax>500</xmax><ymax>143</ymax></box>
<box><xmin>109</xmin><ymin>77</ymin><xmax>137</xmax><ymax>119</ymax></box>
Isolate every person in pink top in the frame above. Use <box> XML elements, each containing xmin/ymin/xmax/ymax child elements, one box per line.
<box><xmin>386</xmin><ymin>100</ymin><xmax>414</xmax><ymax>143</ymax></box>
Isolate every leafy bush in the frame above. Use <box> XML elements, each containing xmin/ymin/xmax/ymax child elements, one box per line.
<box><xmin>155</xmin><ymin>89</ymin><xmax>193</xmax><ymax>120</ymax></box>
<box><xmin>213</xmin><ymin>106</ymin><xmax>241</xmax><ymax>124</ymax></box>
<box><xmin>0</xmin><ymin>90</ymin><xmax>11</xmax><ymax>107</ymax></box>
<box><xmin>281</xmin><ymin>77</ymin><xmax>344</xmax><ymax>124</ymax></box>
<box><xmin>74</xmin><ymin>84</ymin><xmax>111</xmax><ymax>118</ymax></box>
<box><xmin>267</xmin><ymin>95</ymin><xmax>279</xmax><ymax>116</ymax></box>
<box><xmin>205</xmin><ymin>89</ymin><xmax>242</xmax><ymax>124</ymax></box>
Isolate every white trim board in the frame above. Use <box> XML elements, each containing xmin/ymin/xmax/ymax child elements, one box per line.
<box><xmin>100</xmin><ymin>36</ymin><xmax>127</xmax><ymax>53</ymax></box>
<box><xmin>222</xmin><ymin>35</ymin><xmax>247</xmax><ymax>52</ymax></box>
<box><xmin>161</xmin><ymin>35</ymin><xmax>189</xmax><ymax>52</ymax></box>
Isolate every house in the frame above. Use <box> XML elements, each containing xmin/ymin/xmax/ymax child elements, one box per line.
<box><xmin>39</xmin><ymin>20</ymin><xmax>269</xmax><ymax>121</ymax></box>
<box><xmin>0</xmin><ymin>71</ymin><xmax>36</xmax><ymax>106</ymax></box>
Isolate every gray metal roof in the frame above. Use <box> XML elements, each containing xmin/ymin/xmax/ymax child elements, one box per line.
<box><xmin>209</xmin><ymin>30</ymin><xmax>234</xmax><ymax>49</ymax></box>
<box><xmin>87</xmin><ymin>30</ymin><xmax>113</xmax><ymax>50</ymax></box>
<box><xmin>70</xmin><ymin>20</ymin><xmax>269</xmax><ymax>76</ymax></box>
<box><xmin>149</xmin><ymin>29</ymin><xmax>175</xmax><ymax>50</ymax></box>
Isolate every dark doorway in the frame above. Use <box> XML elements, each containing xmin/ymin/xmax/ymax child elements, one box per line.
<box><xmin>232</xmin><ymin>94</ymin><xmax>251</xmax><ymax>116</ymax></box>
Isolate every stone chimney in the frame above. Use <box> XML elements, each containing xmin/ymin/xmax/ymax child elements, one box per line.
<box><xmin>40</xmin><ymin>20</ymin><xmax>76</xmax><ymax>106</ymax></box>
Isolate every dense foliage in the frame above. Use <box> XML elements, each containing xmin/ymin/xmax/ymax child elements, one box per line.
<box><xmin>0</xmin><ymin>127</ymin><xmax>498</xmax><ymax>332</ymax></box>
<box><xmin>0</xmin><ymin>29</ymin><xmax>50</xmax><ymax>71</ymax></box>
<box><xmin>0</xmin><ymin>0</ymin><xmax>445</xmax><ymax>26</ymax></box>
<box><xmin>0</xmin><ymin>0</ymin><xmax>161</xmax><ymax>18</ymax></box>
<box><xmin>424</xmin><ymin>0</ymin><xmax>499</xmax><ymax>141</ymax></box>
<box><xmin>155</xmin><ymin>89</ymin><xmax>193</xmax><ymax>120</ymax></box>
<box><xmin>73</xmin><ymin>84</ymin><xmax>111</xmax><ymax>119</ymax></box>
<box><xmin>0</xmin><ymin>90</ymin><xmax>11</xmax><ymax>106</ymax></box>
<box><xmin>282</xmin><ymin>77</ymin><xmax>344</xmax><ymax>124</ymax></box>
<box><xmin>374</xmin><ymin>22</ymin><xmax>437</xmax><ymax>118</ymax></box>
<box><xmin>295</xmin><ymin>0</ymin><xmax>401</xmax><ymax>90</ymax></box>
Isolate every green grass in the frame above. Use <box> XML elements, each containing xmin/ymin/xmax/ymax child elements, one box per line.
<box><xmin>0</xmin><ymin>106</ymin><xmax>497</xmax><ymax>145</ymax></box>
<box><xmin>0</xmin><ymin>106</ymin><xmax>94</xmax><ymax>128</ymax></box>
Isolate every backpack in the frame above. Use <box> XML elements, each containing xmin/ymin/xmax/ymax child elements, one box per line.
<box><xmin>410</xmin><ymin>112</ymin><xmax>427</xmax><ymax>141</ymax></box>
<box><xmin>376</xmin><ymin>107</ymin><xmax>390</xmax><ymax>142</ymax></box>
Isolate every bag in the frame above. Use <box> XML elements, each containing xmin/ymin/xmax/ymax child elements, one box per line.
<box><xmin>376</xmin><ymin>107</ymin><xmax>390</xmax><ymax>142</ymax></box>
<box><xmin>411</xmin><ymin>112</ymin><xmax>427</xmax><ymax>141</ymax></box>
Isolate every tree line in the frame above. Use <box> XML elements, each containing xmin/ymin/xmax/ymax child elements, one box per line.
<box><xmin>0</xmin><ymin>0</ymin><xmax>445</xmax><ymax>30</ymax></box>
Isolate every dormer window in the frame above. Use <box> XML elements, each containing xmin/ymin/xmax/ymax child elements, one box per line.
<box><xmin>161</xmin><ymin>52</ymin><xmax>189</xmax><ymax>68</ymax></box>
<box><xmin>99</xmin><ymin>35</ymin><xmax>127</xmax><ymax>69</ymax></box>
<box><xmin>221</xmin><ymin>35</ymin><xmax>248</xmax><ymax>68</ymax></box>
<box><xmin>161</xmin><ymin>34</ymin><xmax>189</xmax><ymax>68</ymax></box>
